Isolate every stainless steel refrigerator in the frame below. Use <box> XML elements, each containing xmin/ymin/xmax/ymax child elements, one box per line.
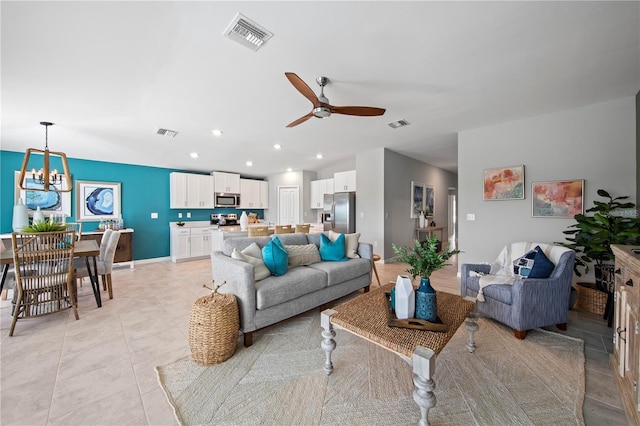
<box><xmin>323</xmin><ymin>192</ymin><xmax>356</xmax><ymax>233</ymax></box>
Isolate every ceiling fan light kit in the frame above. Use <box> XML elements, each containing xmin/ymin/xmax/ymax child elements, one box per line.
<box><xmin>284</xmin><ymin>72</ymin><xmax>386</xmax><ymax>127</ymax></box>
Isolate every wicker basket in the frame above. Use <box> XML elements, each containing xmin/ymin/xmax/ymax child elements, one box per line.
<box><xmin>575</xmin><ymin>283</ymin><xmax>607</xmax><ymax>315</ymax></box>
<box><xmin>188</xmin><ymin>284</ymin><xmax>239</xmax><ymax>365</ymax></box>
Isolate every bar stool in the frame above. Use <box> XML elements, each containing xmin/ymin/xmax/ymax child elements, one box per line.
<box><xmin>372</xmin><ymin>254</ymin><xmax>381</xmax><ymax>286</ymax></box>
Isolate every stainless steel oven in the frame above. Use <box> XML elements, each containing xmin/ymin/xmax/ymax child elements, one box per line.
<box><xmin>215</xmin><ymin>193</ymin><xmax>240</xmax><ymax>208</ymax></box>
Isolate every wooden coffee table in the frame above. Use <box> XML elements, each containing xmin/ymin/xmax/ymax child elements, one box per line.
<box><xmin>321</xmin><ymin>283</ymin><xmax>477</xmax><ymax>426</ymax></box>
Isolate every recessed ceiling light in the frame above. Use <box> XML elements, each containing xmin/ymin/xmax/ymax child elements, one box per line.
<box><xmin>274</xmin><ymin>144</ymin><xmax>282</xmax><ymax>150</ymax></box>
<box><xmin>190</xmin><ymin>152</ymin><xmax>199</xmax><ymax>159</ymax></box>
<box><xmin>316</xmin><ymin>153</ymin><xmax>323</xmax><ymax>159</ymax></box>
<box><xmin>286</xmin><ymin>168</ymin><xmax>292</xmax><ymax>172</ymax></box>
<box><xmin>212</xmin><ymin>129</ymin><xmax>223</xmax><ymax>137</ymax></box>
<box><xmin>246</xmin><ymin>161</ymin><xmax>253</xmax><ymax>166</ymax></box>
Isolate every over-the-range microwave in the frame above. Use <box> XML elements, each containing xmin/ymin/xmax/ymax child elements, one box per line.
<box><xmin>215</xmin><ymin>193</ymin><xmax>240</xmax><ymax>208</ymax></box>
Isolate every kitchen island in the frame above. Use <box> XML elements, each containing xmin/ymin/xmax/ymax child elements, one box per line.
<box><xmin>210</xmin><ymin>223</ymin><xmax>324</xmax><ymax>252</ymax></box>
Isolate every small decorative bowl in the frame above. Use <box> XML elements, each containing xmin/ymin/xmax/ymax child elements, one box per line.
<box><xmin>176</xmin><ymin>222</ymin><xmax>185</xmax><ymax>227</ymax></box>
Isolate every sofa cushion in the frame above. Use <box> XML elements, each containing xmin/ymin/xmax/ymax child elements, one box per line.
<box><xmin>513</xmin><ymin>246</ymin><xmax>554</xmax><ymax>278</ymax></box>
<box><xmin>255</xmin><ymin>266</ymin><xmax>327</xmax><ymax>310</ymax></box>
<box><xmin>320</xmin><ymin>233</ymin><xmax>348</xmax><ymax>261</ymax></box>
<box><xmin>262</xmin><ymin>236</ymin><xmax>288</xmax><ymax>277</ymax></box>
<box><xmin>307</xmin><ymin>258</ymin><xmax>371</xmax><ymax>286</ymax></box>
<box><xmin>231</xmin><ymin>247</ymin><xmax>271</xmax><ymax>281</ymax></box>
<box><xmin>464</xmin><ymin>276</ymin><xmax>513</xmax><ymax>305</ymax></box>
<box><xmin>272</xmin><ymin>233</ymin><xmax>309</xmax><ymax>246</ymax></box>
<box><xmin>329</xmin><ymin>230</ymin><xmax>361</xmax><ymax>258</ymax></box>
<box><xmin>223</xmin><ymin>236</ymin><xmax>271</xmax><ymax>256</ymax></box>
<box><xmin>285</xmin><ymin>244</ymin><xmax>321</xmax><ymax>267</ymax></box>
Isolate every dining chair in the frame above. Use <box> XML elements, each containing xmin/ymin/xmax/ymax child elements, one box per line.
<box><xmin>75</xmin><ymin>230</ymin><xmax>120</xmax><ymax>299</ymax></box>
<box><xmin>274</xmin><ymin>225</ymin><xmax>293</xmax><ymax>234</ymax></box>
<box><xmin>10</xmin><ymin>230</ymin><xmax>78</xmax><ymax>336</ymax></box>
<box><xmin>248</xmin><ymin>226</ymin><xmax>269</xmax><ymax>237</ymax></box>
<box><xmin>66</xmin><ymin>222</ymin><xmax>83</xmax><ymax>241</ymax></box>
<box><xmin>294</xmin><ymin>224</ymin><xmax>310</xmax><ymax>234</ymax></box>
<box><xmin>78</xmin><ymin>228</ymin><xmax>113</xmax><ymax>289</ymax></box>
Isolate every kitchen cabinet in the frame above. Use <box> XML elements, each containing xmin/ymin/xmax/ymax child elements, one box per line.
<box><xmin>170</xmin><ymin>225</ymin><xmax>217</xmax><ymax>262</ymax></box>
<box><xmin>612</xmin><ymin>244</ymin><xmax>640</xmax><ymax>425</ymax></box>
<box><xmin>310</xmin><ymin>178</ymin><xmax>334</xmax><ymax>209</ymax></box>
<box><xmin>334</xmin><ymin>170</ymin><xmax>356</xmax><ymax>192</ymax></box>
<box><xmin>170</xmin><ymin>172</ymin><xmax>214</xmax><ymax>208</ymax></box>
<box><xmin>240</xmin><ymin>179</ymin><xmax>269</xmax><ymax>209</ymax></box>
<box><xmin>212</xmin><ymin>171</ymin><xmax>241</xmax><ymax>194</ymax></box>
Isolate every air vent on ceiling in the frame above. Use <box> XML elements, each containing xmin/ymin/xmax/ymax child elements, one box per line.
<box><xmin>387</xmin><ymin>119</ymin><xmax>411</xmax><ymax>129</ymax></box>
<box><xmin>156</xmin><ymin>128</ymin><xmax>178</xmax><ymax>137</ymax></box>
<box><xmin>223</xmin><ymin>13</ymin><xmax>273</xmax><ymax>52</ymax></box>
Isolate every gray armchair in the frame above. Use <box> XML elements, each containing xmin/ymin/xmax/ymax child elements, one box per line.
<box><xmin>460</xmin><ymin>242</ymin><xmax>575</xmax><ymax>339</ymax></box>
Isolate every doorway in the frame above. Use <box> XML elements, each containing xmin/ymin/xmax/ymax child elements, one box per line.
<box><xmin>278</xmin><ymin>186</ymin><xmax>300</xmax><ymax>225</ymax></box>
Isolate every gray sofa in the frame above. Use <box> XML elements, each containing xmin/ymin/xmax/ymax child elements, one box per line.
<box><xmin>211</xmin><ymin>232</ymin><xmax>373</xmax><ymax>346</ymax></box>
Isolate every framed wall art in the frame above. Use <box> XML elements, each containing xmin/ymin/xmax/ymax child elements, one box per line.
<box><xmin>531</xmin><ymin>180</ymin><xmax>584</xmax><ymax>218</ymax></box>
<box><xmin>76</xmin><ymin>180</ymin><xmax>121</xmax><ymax>221</ymax></box>
<box><xmin>425</xmin><ymin>185</ymin><xmax>435</xmax><ymax>216</ymax></box>
<box><xmin>14</xmin><ymin>171</ymin><xmax>72</xmax><ymax>217</ymax></box>
<box><xmin>483</xmin><ymin>165</ymin><xmax>525</xmax><ymax>201</ymax></box>
<box><xmin>411</xmin><ymin>181</ymin><xmax>425</xmax><ymax>218</ymax></box>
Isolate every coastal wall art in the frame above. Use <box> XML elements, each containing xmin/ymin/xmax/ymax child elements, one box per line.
<box><xmin>76</xmin><ymin>180</ymin><xmax>121</xmax><ymax>221</ymax></box>
<box><xmin>483</xmin><ymin>165</ymin><xmax>525</xmax><ymax>201</ymax></box>
<box><xmin>531</xmin><ymin>180</ymin><xmax>584</xmax><ymax>218</ymax></box>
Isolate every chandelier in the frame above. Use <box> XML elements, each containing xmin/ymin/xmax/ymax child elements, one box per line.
<box><xmin>18</xmin><ymin>122</ymin><xmax>72</xmax><ymax>192</ymax></box>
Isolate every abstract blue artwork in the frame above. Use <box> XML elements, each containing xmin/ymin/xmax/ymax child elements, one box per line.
<box><xmin>76</xmin><ymin>180</ymin><xmax>121</xmax><ymax>221</ymax></box>
<box><xmin>14</xmin><ymin>171</ymin><xmax>72</xmax><ymax>217</ymax></box>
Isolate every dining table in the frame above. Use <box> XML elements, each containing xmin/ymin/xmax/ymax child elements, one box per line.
<box><xmin>0</xmin><ymin>239</ymin><xmax>103</xmax><ymax>307</ymax></box>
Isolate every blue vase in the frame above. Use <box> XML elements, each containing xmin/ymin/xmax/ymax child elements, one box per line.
<box><xmin>415</xmin><ymin>277</ymin><xmax>437</xmax><ymax>322</ymax></box>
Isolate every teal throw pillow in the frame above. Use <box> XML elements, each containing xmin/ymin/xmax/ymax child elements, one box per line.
<box><xmin>262</xmin><ymin>236</ymin><xmax>289</xmax><ymax>276</ymax></box>
<box><xmin>319</xmin><ymin>233</ymin><xmax>348</xmax><ymax>262</ymax></box>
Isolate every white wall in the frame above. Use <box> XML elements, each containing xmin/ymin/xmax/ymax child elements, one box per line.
<box><xmin>458</xmin><ymin>97</ymin><xmax>636</xmax><ymax>268</ymax></box>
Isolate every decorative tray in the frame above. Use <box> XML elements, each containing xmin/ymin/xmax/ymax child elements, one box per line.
<box><xmin>384</xmin><ymin>292</ymin><xmax>448</xmax><ymax>332</ymax></box>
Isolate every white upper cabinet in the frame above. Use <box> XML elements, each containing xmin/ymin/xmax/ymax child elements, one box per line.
<box><xmin>240</xmin><ymin>179</ymin><xmax>269</xmax><ymax>209</ymax></box>
<box><xmin>212</xmin><ymin>171</ymin><xmax>241</xmax><ymax>193</ymax></box>
<box><xmin>333</xmin><ymin>170</ymin><xmax>356</xmax><ymax>192</ymax></box>
<box><xmin>170</xmin><ymin>172</ymin><xmax>215</xmax><ymax>209</ymax></box>
<box><xmin>310</xmin><ymin>178</ymin><xmax>334</xmax><ymax>209</ymax></box>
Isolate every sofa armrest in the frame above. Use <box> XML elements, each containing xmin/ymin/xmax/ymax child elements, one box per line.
<box><xmin>357</xmin><ymin>242</ymin><xmax>373</xmax><ymax>261</ymax></box>
<box><xmin>210</xmin><ymin>251</ymin><xmax>258</xmax><ymax>332</ymax></box>
<box><xmin>460</xmin><ymin>263</ymin><xmax>490</xmax><ymax>278</ymax></box>
<box><xmin>510</xmin><ymin>275</ymin><xmax>573</xmax><ymax>330</ymax></box>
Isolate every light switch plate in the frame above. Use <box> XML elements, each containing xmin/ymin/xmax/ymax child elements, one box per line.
<box><xmin>178</xmin><ymin>213</ymin><xmax>183</xmax><ymax>218</ymax></box>
<box><xmin>466</xmin><ymin>213</ymin><xmax>475</xmax><ymax>221</ymax></box>
<box><xmin>151</xmin><ymin>212</ymin><xmax>158</xmax><ymax>219</ymax></box>
<box><xmin>187</xmin><ymin>212</ymin><xmax>191</xmax><ymax>218</ymax></box>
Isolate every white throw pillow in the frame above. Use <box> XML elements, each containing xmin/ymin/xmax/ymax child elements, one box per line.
<box><xmin>328</xmin><ymin>230</ymin><xmax>361</xmax><ymax>259</ymax></box>
<box><xmin>231</xmin><ymin>247</ymin><xmax>271</xmax><ymax>281</ymax></box>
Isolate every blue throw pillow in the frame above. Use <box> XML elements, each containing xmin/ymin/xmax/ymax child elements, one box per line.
<box><xmin>319</xmin><ymin>233</ymin><xmax>348</xmax><ymax>261</ymax></box>
<box><xmin>262</xmin><ymin>236</ymin><xmax>288</xmax><ymax>276</ymax></box>
<box><xmin>513</xmin><ymin>246</ymin><xmax>555</xmax><ymax>278</ymax></box>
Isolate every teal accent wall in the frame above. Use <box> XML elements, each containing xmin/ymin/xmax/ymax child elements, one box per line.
<box><xmin>1</xmin><ymin>150</ymin><xmax>263</xmax><ymax>260</ymax></box>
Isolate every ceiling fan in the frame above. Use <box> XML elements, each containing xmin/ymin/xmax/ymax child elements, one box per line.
<box><xmin>284</xmin><ymin>72</ymin><xmax>386</xmax><ymax>128</ymax></box>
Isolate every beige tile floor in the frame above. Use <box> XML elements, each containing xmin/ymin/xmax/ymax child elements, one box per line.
<box><xmin>0</xmin><ymin>256</ymin><xmax>630</xmax><ymax>425</ymax></box>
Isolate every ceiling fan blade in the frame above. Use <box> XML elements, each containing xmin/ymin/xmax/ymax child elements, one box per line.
<box><xmin>330</xmin><ymin>105</ymin><xmax>386</xmax><ymax>116</ymax></box>
<box><xmin>285</xmin><ymin>72</ymin><xmax>319</xmax><ymax>106</ymax></box>
<box><xmin>286</xmin><ymin>111</ymin><xmax>314</xmax><ymax>128</ymax></box>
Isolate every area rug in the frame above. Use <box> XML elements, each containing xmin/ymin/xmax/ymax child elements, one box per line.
<box><xmin>156</xmin><ymin>313</ymin><xmax>585</xmax><ymax>425</ymax></box>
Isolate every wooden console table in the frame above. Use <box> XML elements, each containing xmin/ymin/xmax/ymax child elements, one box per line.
<box><xmin>415</xmin><ymin>226</ymin><xmax>444</xmax><ymax>242</ymax></box>
<box><xmin>81</xmin><ymin>229</ymin><xmax>134</xmax><ymax>268</ymax></box>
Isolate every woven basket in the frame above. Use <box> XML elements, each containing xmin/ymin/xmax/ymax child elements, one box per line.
<box><xmin>188</xmin><ymin>287</ymin><xmax>239</xmax><ymax>365</ymax></box>
<box><xmin>576</xmin><ymin>283</ymin><xmax>607</xmax><ymax>315</ymax></box>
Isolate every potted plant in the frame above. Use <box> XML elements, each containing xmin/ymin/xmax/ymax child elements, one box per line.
<box><xmin>392</xmin><ymin>236</ymin><xmax>460</xmax><ymax>321</ymax></box>
<box><xmin>560</xmin><ymin>189</ymin><xmax>640</xmax><ymax>292</ymax></box>
<box><xmin>22</xmin><ymin>219</ymin><xmax>67</xmax><ymax>233</ymax></box>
